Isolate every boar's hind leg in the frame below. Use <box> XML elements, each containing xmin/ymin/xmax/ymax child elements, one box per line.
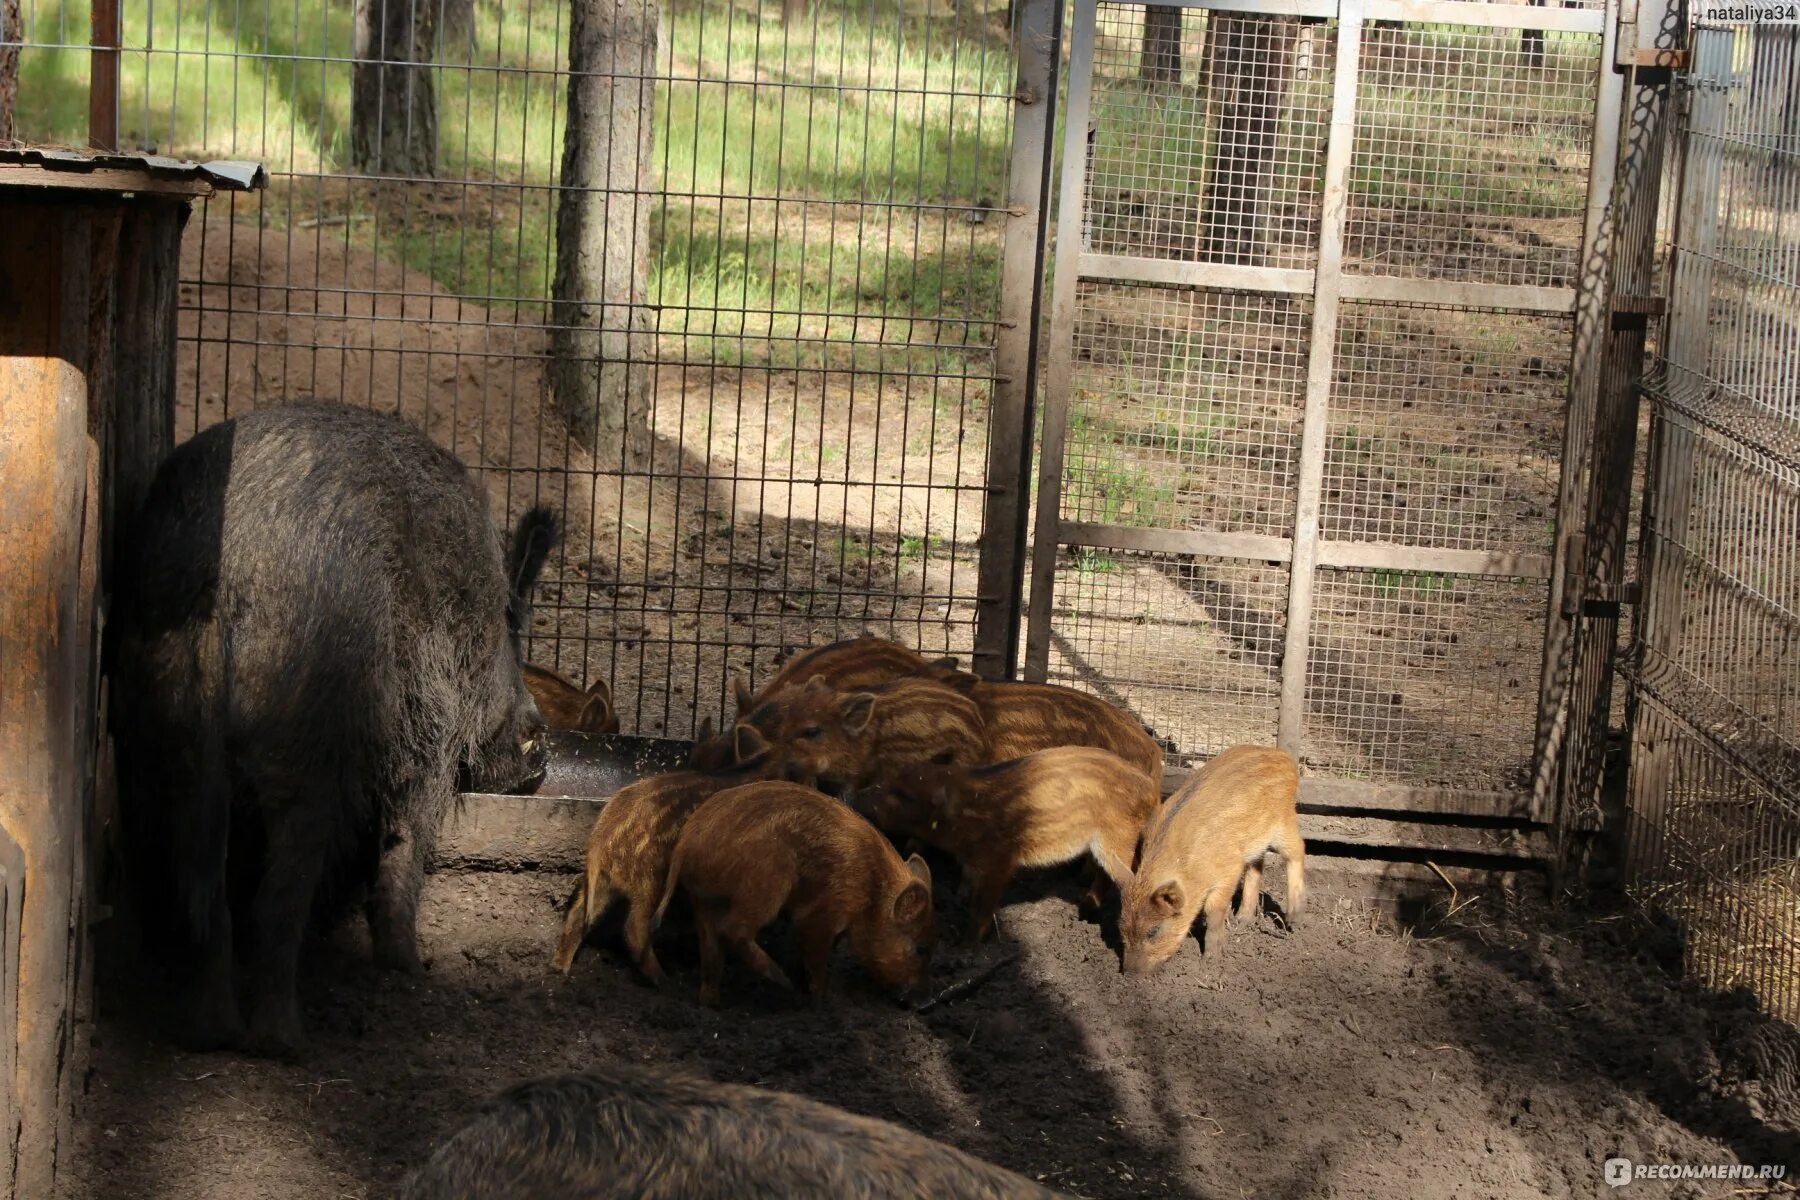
<box><xmin>244</xmin><ymin>801</ymin><xmax>332</xmax><ymax>1058</ymax></box>
<box><xmin>368</xmin><ymin>782</ymin><xmax>448</xmax><ymax>974</ymax></box>
<box><xmin>1236</xmin><ymin>858</ymin><xmax>1264</xmax><ymax>925</ymax></box>
<box><xmin>621</xmin><ymin>901</ymin><xmax>664</xmax><ymax>985</ymax></box>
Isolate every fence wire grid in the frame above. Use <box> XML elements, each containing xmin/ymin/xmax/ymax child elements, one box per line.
<box><xmin>5</xmin><ymin>0</ymin><xmax>1030</xmax><ymax>739</ymax></box>
<box><xmin>1626</xmin><ymin>21</ymin><xmax>1800</xmax><ymax>1023</ymax></box>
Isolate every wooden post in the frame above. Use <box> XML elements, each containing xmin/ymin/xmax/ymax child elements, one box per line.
<box><xmin>0</xmin><ymin>207</ymin><xmax>97</xmax><ymax>1199</ymax></box>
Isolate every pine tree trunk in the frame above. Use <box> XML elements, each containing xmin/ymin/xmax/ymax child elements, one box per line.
<box><xmin>1195</xmin><ymin>15</ymin><xmax>1299</xmax><ymax>265</ymax></box>
<box><xmin>1139</xmin><ymin>6</ymin><xmax>1184</xmax><ymax>85</ymax></box>
<box><xmin>551</xmin><ymin>0</ymin><xmax>658</xmax><ymax>460</ymax></box>
<box><xmin>0</xmin><ymin>0</ymin><xmax>22</xmax><ymax>142</ymax></box>
<box><xmin>351</xmin><ymin>0</ymin><xmax>441</xmax><ymax>176</ymax></box>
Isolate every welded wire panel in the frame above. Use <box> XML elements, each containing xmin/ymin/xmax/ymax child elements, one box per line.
<box><xmin>1641</xmin><ymin>425</ymin><xmax>1800</xmax><ymax>773</ymax></box>
<box><xmin>1344</xmin><ymin>24</ymin><xmax>1600</xmax><ymax>288</ymax></box>
<box><xmin>1084</xmin><ymin>5</ymin><xmax>1333</xmax><ymax>267</ymax></box>
<box><xmin>1301</xmin><ymin>568</ymin><xmax>1545</xmax><ymax>787</ymax></box>
<box><xmin>1065</xmin><ymin>283</ymin><xmax>1308</xmax><ymax>536</ymax></box>
<box><xmin>1324</xmin><ymin>301</ymin><xmax>1568</xmax><ymax>552</ymax></box>
<box><xmin>1626</xmin><ymin>699</ymin><xmax>1800</xmax><ymax>1024</ymax></box>
<box><xmin>1043</xmin><ymin>549</ymin><xmax>1288</xmax><ymax>765</ymax></box>
<box><xmin>1659</xmin><ymin>28</ymin><xmax>1800</xmax><ymax>452</ymax></box>
<box><xmin>1625</xmin><ymin>21</ymin><xmax>1799</xmax><ymax>1024</ymax></box>
<box><xmin>13</xmin><ymin>0</ymin><xmax>1019</xmax><ymax>741</ymax></box>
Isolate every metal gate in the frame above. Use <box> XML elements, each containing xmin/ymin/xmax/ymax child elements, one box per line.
<box><xmin>1025</xmin><ymin>0</ymin><xmax>1621</xmax><ymax>831</ymax></box>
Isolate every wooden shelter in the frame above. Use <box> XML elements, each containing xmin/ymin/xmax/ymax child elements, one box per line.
<box><xmin>0</xmin><ymin>148</ymin><xmax>263</xmax><ymax>1195</ymax></box>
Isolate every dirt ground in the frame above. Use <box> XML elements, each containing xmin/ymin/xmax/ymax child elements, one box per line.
<box><xmin>61</xmin><ymin>863</ymin><xmax>1800</xmax><ymax>1200</ymax></box>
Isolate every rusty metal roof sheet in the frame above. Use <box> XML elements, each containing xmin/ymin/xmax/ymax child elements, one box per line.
<box><xmin>0</xmin><ymin>147</ymin><xmax>267</xmax><ymax>192</ymax></box>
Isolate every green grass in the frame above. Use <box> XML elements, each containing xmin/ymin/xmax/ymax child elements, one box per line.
<box><xmin>17</xmin><ymin>0</ymin><xmax>1012</xmax><ymax>371</ymax></box>
<box><xmin>18</xmin><ymin>3</ymin><xmax>1599</xmax><ymax>376</ymax></box>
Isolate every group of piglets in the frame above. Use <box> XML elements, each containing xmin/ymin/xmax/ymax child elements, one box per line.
<box><xmin>552</xmin><ymin>632</ymin><xmax>1307</xmax><ymax>1006</ymax></box>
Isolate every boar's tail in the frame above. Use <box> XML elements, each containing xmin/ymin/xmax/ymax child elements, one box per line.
<box><xmin>650</xmin><ymin>859</ymin><xmax>682</xmax><ymax>932</ymax></box>
<box><xmin>505</xmin><ymin>506</ymin><xmax>561</xmax><ymax>600</ymax></box>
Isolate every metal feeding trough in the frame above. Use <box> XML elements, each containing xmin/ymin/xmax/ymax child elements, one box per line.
<box><xmin>440</xmin><ymin>732</ymin><xmax>693</xmax><ymax>873</ymax></box>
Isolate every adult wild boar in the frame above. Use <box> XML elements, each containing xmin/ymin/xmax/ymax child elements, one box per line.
<box><xmin>399</xmin><ymin>1065</ymin><xmax>1075</xmax><ymax>1200</ymax></box>
<box><xmin>111</xmin><ymin>401</ymin><xmax>556</xmax><ymax>1057</ymax></box>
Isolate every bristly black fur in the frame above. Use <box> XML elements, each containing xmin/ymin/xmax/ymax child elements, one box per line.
<box><xmin>112</xmin><ymin>400</ymin><xmax>559</xmax><ymax>1057</ymax></box>
<box><xmin>399</xmin><ymin>1064</ymin><xmax>1072</xmax><ymax>1200</ymax></box>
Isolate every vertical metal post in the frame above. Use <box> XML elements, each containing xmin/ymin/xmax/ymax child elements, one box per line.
<box><xmin>1022</xmin><ymin>0</ymin><xmax>1100</xmax><ymax>683</ymax></box>
<box><xmin>1528</xmin><ymin>0</ymin><xmax>1625</xmax><ymax>823</ymax></box>
<box><xmin>88</xmin><ymin>0</ymin><xmax>119</xmax><ymax>151</ymax></box>
<box><xmin>1274</xmin><ymin>0</ymin><xmax>1364</xmax><ymax>754</ymax></box>
<box><xmin>1549</xmin><ymin>0</ymin><xmax>1681</xmax><ymax>861</ymax></box>
<box><xmin>975</xmin><ymin>0</ymin><xmax>1061</xmax><ymax>682</ymax></box>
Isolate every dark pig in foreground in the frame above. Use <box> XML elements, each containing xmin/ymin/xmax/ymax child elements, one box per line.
<box><xmin>1120</xmin><ymin>744</ymin><xmax>1304</xmax><ymax>975</ymax></box>
<box><xmin>111</xmin><ymin>401</ymin><xmax>556</xmax><ymax>1056</ymax></box>
<box><xmin>523</xmin><ymin>663</ymin><xmax>620</xmax><ymax>735</ymax></box>
<box><xmin>398</xmin><ymin>1065</ymin><xmax>1077</xmax><ymax>1200</ymax></box>
<box><xmin>655</xmin><ymin>781</ymin><xmax>934</xmax><ymax>1005</ymax></box>
<box><xmin>868</xmin><ymin>747</ymin><xmax>1161</xmax><ymax>941</ymax></box>
<box><xmin>551</xmin><ymin>736</ymin><xmax>781</xmax><ymax>981</ymax></box>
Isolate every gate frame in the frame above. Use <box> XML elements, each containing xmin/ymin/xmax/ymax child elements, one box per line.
<box><xmin>1023</xmin><ymin>0</ymin><xmax>1630</xmax><ymax>828</ymax></box>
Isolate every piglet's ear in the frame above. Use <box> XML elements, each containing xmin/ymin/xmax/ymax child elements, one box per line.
<box><xmin>904</xmin><ymin>853</ymin><xmax>932</xmax><ymax>889</ymax></box>
<box><xmin>894</xmin><ymin>879</ymin><xmax>931</xmax><ymax>924</ymax></box>
<box><xmin>1149</xmin><ymin>880</ymin><xmax>1183</xmax><ymax>918</ymax></box>
<box><xmin>733</xmin><ymin>723</ymin><xmax>772</xmax><ymax>766</ymax></box>
<box><xmin>733</xmin><ymin>675</ymin><xmax>754</xmax><ymax>713</ymax></box>
<box><xmin>842</xmin><ymin>692</ymin><xmax>876</xmax><ymax>734</ymax></box>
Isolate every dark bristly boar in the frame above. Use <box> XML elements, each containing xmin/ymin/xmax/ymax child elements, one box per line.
<box><xmin>654</xmin><ymin>781</ymin><xmax>934</xmax><ymax>1006</ymax></box>
<box><xmin>399</xmin><ymin>1065</ymin><xmax>1076</xmax><ymax>1200</ymax></box>
<box><xmin>868</xmin><ymin>747</ymin><xmax>1162</xmax><ymax>942</ymax></box>
<box><xmin>523</xmin><ymin>662</ymin><xmax>620</xmax><ymax>735</ymax></box>
<box><xmin>111</xmin><ymin>401</ymin><xmax>555</xmax><ymax>1057</ymax></box>
<box><xmin>552</xmin><ymin>734</ymin><xmax>780</xmax><ymax>982</ymax></box>
<box><xmin>953</xmin><ymin>678</ymin><xmax>1164</xmax><ymax>782</ymax></box>
<box><xmin>1120</xmin><ymin>744</ymin><xmax>1304</xmax><ymax>975</ymax></box>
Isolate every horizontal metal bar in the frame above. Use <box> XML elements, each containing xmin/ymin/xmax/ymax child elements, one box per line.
<box><xmin>1315</xmin><ymin>541</ymin><xmax>1556</xmax><ymax>577</ymax></box>
<box><xmin>1054</xmin><ymin>524</ymin><xmax>1552</xmax><ymax>578</ymax></box>
<box><xmin>1105</xmin><ymin>0</ymin><xmax>1337</xmax><ymax>15</ymax></box>
<box><xmin>1059</xmin><ymin>521</ymin><xmax>1295</xmax><ymax>562</ymax></box>
<box><xmin>1339</xmin><ymin>274</ymin><xmax>1578</xmax><ymax>313</ymax></box>
<box><xmin>1078</xmin><ymin>253</ymin><xmax>1315</xmax><ymax>295</ymax></box>
<box><xmin>1362</xmin><ymin>0</ymin><xmax>1606</xmax><ymax>30</ymax></box>
<box><xmin>1084</xmin><ymin>0</ymin><xmax>1602</xmax><ymax>28</ymax></box>
<box><xmin>1300</xmin><ymin>777</ymin><xmax>1541</xmax><ymax>821</ymax></box>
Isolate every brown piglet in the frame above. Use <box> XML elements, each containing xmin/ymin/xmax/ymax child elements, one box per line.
<box><xmin>736</xmin><ymin>635</ymin><xmax>960</xmax><ymax>712</ymax></box>
<box><xmin>654</xmin><ymin>781</ymin><xmax>935</xmax><ymax>1006</ymax></box>
<box><xmin>867</xmin><ymin>747</ymin><xmax>1161</xmax><ymax>941</ymax></box>
<box><xmin>955</xmin><ymin>678</ymin><xmax>1164</xmax><ymax>782</ymax></box>
<box><xmin>1119</xmin><ymin>744</ymin><xmax>1304</xmax><ymax>974</ymax></box>
<box><xmin>552</xmin><ymin>730</ymin><xmax>779</xmax><ymax>982</ymax></box>
<box><xmin>523</xmin><ymin>663</ymin><xmax>620</xmax><ymax>735</ymax></box>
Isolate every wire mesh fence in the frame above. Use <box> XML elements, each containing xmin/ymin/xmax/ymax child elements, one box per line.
<box><xmin>1031</xmin><ymin>0</ymin><xmax>1603</xmax><ymax>811</ymax></box>
<box><xmin>5</xmin><ymin>0</ymin><xmax>1032</xmax><ymax>739</ymax></box>
<box><xmin>1627</xmin><ymin>21</ymin><xmax>1800</xmax><ymax>1022</ymax></box>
